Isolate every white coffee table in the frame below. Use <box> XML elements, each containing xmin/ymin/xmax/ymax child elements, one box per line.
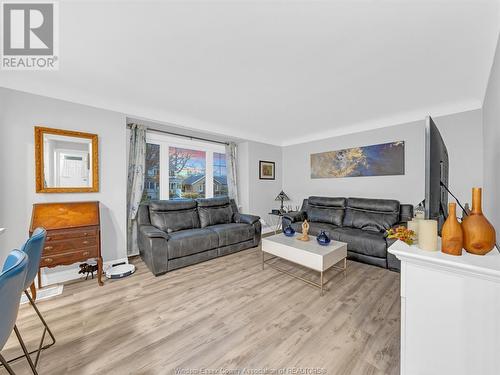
<box><xmin>261</xmin><ymin>234</ymin><xmax>348</xmax><ymax>296</ymax></box>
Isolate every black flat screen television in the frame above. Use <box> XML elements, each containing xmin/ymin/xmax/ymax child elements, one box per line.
<box><xmin>424</xmin><ymin>116</ymin><xmax>449</xmax><ymax>234</ymax></box>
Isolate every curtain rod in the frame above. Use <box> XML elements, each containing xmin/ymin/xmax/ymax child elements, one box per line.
<box><xmin>127</xmin><ymin>124</ymin><xmax>229</xmax><ymax>146</ymax></box>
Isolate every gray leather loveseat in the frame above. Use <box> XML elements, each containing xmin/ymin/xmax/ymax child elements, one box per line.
<box><xmin>138</xmin><ymin>197</ymin><xmax>261</xmax><ymax>276</ymax></box>
<box><xmin>282</xmin><ymin>196</ymin><xmax>413</xmax><ymax>271</ymax></box>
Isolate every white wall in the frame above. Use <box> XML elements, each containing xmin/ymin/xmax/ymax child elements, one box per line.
<box><xmin>237</xmin><ymin>141</ymin><xmax>283</xmax><ymax>223</ymax></box>
<box><xmin>283</xmin><ymin>109</ymin><xmax>483</xmax><ymax>211</ymax></box>
<box><xmin>438</xmin><ymin>110</ymin><xmax>484</xmax><ymax>208</ymax></box>
<box><xmin>0</xmin><ymin>88</ymin><xmax>127</xmax><ymax>282</ymax></box>
<box><xmin>483</xmin><ymin>33</ymin><xmax>500</xmax><ymax>243</ymax></box>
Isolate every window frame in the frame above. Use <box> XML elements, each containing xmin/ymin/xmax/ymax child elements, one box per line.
<box><xmin>146</xmin><ymin>133</ymin><xmax>226</xmax><ymax>200</ymax></box>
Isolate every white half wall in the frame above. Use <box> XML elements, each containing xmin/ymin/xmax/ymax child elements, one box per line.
<box><xmin>283</xmin><ymin>109</ymin><xmax>483</xmax><ymax>211</ymax></box>
<box><xmin>237</xmin><ymin>141</ymin><xmax>283</xmax><ymax>224</ymax></box>
<box><xmin>0</xmin><ymin>88</ymin><xmax>127</xmax><ymax>278</ymax></box>
<box><xmin>483</xmin><ymin>32</ymin><xmax>500</xmax><ymax>244</ymax></box>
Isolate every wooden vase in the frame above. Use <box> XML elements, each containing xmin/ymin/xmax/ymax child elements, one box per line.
<box><xmin>462</xmin><ymin>187</ymin><xmax>496</xmax><ymax>255</ymax></box>
<box><xmin>441</xmin><ymin>203</ymin><xmax>463</xmax><ymax>256</ymax></box>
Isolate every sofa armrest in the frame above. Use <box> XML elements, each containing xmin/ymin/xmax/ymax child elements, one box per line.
<box><xmin>399</xmin><ymin>204</ymin><xmax>414</xmax><ymax>223</ymax></box>
<box><xmin>234</xmin><ymin>213</ymin><xmax>260</xmax><ymax>225</ymax></box>
<box><xmin>138</xmin><ymin>225</ymin><xmax>169</xmax><ymax>276</ymax></box>
<box><xmin>283</xmin><ymin>211</ymin><xmax>306</xmax><ymax>223</ymax></box>
<box><xmin>384</xmin><ymin>223</ymin><xmax>409</xmax><ymax>272</ymax></box>
<box><xmin>137</xmin><ymin>203</ymin><xmax>151</xmax><ymax>226</ymax></box>
<box><xmin>282</xmin><ymin>211</ymin><xmax>306</xmax><ymax>229</ymax></box>
<box><xmin>139</xmin><ymin>225</ymin><xmax>170</xmax><ymax>240</ymax></box>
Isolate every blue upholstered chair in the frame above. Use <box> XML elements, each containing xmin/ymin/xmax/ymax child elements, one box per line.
<box><xmin>9</xmin><ymin>228</ymin><xmax>55</xmax><ymax>369</ymax></box>
<box><xmin>0</xmin><ymin>249</ymin><xmax>38</xmax><ymax>375</ymax></box>
<box><xmin>21</xmin><ymin>228</ymin><xmax>46</xmax><ymax>297</ymax></box>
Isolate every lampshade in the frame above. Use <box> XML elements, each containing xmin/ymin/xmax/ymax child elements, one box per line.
<box><xmin>275</xmin><ymin>191</ymin><xmax>290</xmax><ymax>201</ymax></box>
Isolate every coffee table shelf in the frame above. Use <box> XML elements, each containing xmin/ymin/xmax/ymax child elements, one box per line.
<box><xmin>261</xmin><ymin>234</ymin><xmax>348</xmax><ymax>296</ymax></box>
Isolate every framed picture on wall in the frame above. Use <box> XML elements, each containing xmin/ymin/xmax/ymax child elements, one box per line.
<box><xmin>259</xmin><ymin>160</ymin><xmax>275</xmax><ymax>180</ymax></box>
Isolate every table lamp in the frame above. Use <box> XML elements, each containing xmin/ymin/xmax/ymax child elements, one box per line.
<box><xmin>275</xmin><ymin>191</ymin><xmax>290</xmax><ymax>213</ymax></box>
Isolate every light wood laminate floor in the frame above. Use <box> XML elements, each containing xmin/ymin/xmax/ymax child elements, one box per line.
<box><xmin>2</xmin><ymin>246</ymin><xmax>400</xmax><ymax>375</ymax></box>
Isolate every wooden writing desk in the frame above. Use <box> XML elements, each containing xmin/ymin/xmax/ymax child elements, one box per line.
<box><xmin>30</xmin><ymin>201</ymin><xmax>103</xmax><ymax>288</ymax></box>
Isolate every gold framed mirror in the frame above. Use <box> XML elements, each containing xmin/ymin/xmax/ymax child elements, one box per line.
<box><xmin>35</xmin><ymin>126</ymin><xmax>99</xmax><ymax>193</ymax></box>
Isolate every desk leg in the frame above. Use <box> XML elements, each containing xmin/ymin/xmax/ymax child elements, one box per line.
<box><xmin>97</xmin><ymin>256</ymin><xmax>104</xmax><ymax>286</ymax></box>
<box><xmin>30</xmin><ymin>282</ymin><xmax>37</xmax><ymax>301</ymax></box>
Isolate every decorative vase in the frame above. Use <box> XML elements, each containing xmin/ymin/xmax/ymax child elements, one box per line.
<box><xmin>316</xmin><ymin>230</ymin><xmax>331</xmax><ymax>246</ymax></box>
<box><xmin>283</xmin><ymin>225</ymin><xmax>295</xmax><ymax>237</ymax></box>
<box><xmin>441</xmin><ymin>203</ymin><xmax>463</xmax><ymax>256</ymax></box>
<box><xmin>462</xmin><ymin>187</ymin><xmax>496</xmax><ymax>255</ymax></box>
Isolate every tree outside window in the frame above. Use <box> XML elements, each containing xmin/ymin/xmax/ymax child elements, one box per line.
<box><xmin>170</xmin><ymin>147</ymin><xmax>206</xmax><ymax>199</ymax></box>
<box><xmin>142</xmin><ymin>141</ymin><xmax>227</xmax><ymax>201</ymax></box>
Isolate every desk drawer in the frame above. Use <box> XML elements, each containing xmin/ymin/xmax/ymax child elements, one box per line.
<box><xmin>41</xmin><ymin>247</ymin><xmax>98</xmax><ymax>267</ymax></box>
<box><xmin>43</xmin><ymin>237</ymin><xmax>97</xmax><ymax>255</ymax></box>
<box><xmin>46</xmin><ymin>228</ymin><xmax>98</xmax><ymax>242</ymax></box>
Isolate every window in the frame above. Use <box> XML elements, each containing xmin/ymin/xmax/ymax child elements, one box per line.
<box><xmin>143</xmin><ymin>143</ymin><xmax>160</xmax><ymax>201</ymax></box>
<box><xmin>213</xmin><ymin>152</ymin><xmax>228</xmax><ymax>197</ymax></box>
<box><xmin>169</xmin><ymin>147</ymin><xmax>206</xmax><ymax>199</ymax></box>
<box><xmin>144</xmin><ymin>134</ymin><xmax>227</xmax><ymax>201</ymax></box>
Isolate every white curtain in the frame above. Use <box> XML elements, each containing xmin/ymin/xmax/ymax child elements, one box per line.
<box><xmin>225</xmin><ymin>142</ymin><xmax>239</xmax><ymax>206</ymax></box>
<box><xmin>127</xmin><ymin>124</ymin><xmax>147</xmax><ymax>256</ymax></box>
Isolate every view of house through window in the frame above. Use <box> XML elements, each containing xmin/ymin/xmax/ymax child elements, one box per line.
<box><xmin>143</xmin><ymin>143</ymin><xmax>160</xmax><ymax>201</ymax></box>
<box><xmin>213</xmin><ymin>152</ymin><xmax>228</xmax><ymax>197</ymax></box>
<box><xmin>169</xmin><ymin>147</ymin><xmax>206</xmax><ymax>199</ymax></box>
<box><xmin>143</xmin><ymin>135</ymin><xmax>227</xmax><ymax>201</ymax></box>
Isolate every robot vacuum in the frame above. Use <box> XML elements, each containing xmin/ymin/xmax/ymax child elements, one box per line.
<box><xmin>105</xmin><ymin>262</ymin><xmax>136</xmax><ymax>279</ymax></box>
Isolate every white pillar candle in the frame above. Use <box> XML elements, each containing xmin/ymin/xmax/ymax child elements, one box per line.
<box><xmin>407</xmin><ymin>220</ymin><xmax>419</xmax><ymax>244</ymax></box>
<box><xmin>419</xmin><ymin>219</ymin><xmax>438</xmax><ymax>251</ymax></box>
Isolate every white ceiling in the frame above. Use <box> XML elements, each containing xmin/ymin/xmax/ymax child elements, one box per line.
<box><xmin>1</xmin><ymin>0</ymin><xmax>499</xmax><ymax>146</ymax></box>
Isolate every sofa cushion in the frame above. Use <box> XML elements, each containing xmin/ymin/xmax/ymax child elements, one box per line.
<box><xmin>333</xmin><ymin>227</ymin><xmax>388</xmax><ymax>258</ymax></box>
<box><xmin>290</xmin><ymin>221</ymin><xmax>339</xmax><ymax>237</ymax></box>
<box><xmin>196</xmin><ymin>197</ymin><xmax>233</xmax><ymax>228</ymax></box>
<box><xmin>343</xmin><ymin>197</ymin><xmax>400</xmax><ymax>232</ymax></box>
<box><xmin>167</xmin><ymin>228</ymin><xmax>218</xmax><ymax>259</ymax></box>
<box><xmin>307</xmin><ymin>207</ymin><xmax>345</xmax><ymax>227</ymax></box>
<box><xmin>308</xmin><ymin>196</ymin><xmax>347</xmax><ymax>208</ymax></box>
<box><xmin>207</xmin><ymin>223</ymin><xmax>254</xmax><ymax>247</ymax></box>
<box><xmin>196</xmin><ymin>197</ymin><xmax>231</xmax><ymax>208</ymax></box>
<box><xmin>307</xmin><ymin>196</ymin><xmax>346</xmax><ymax>227</ymax></box>
<box><xmin>149</xmin><ymin>200</ymin><xmax>200</xmax><ymax>233</ymax></box>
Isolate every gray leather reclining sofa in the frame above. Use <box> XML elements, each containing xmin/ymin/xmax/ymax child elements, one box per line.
<box><xmin>282</xmin><ymin>196</ymin><xmax>413</xmax><ymax>271</ymax></box>
<box><xmin>138</xmin><ymin>197</ymin><xmax>261</xmax><ymax>276</ymax></box>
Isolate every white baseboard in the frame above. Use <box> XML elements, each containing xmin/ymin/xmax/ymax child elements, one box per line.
<box><xmin>21</xmin><ymin>285</ymin><xmax>64</xmax><ymax>304</ymax></box>
<box><xmin>39</xmin><ymin>257</ymin><xmax>129</xmax><ymax>287</ymax></box>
